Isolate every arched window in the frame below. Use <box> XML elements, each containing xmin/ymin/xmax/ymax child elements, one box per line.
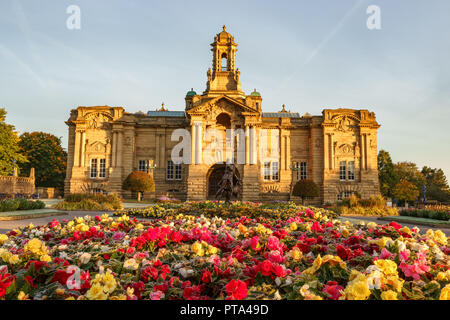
<box><xmin>221</xmin><ymin>53</ymin><xmax>228</xmax><ymax>71</ymax></box>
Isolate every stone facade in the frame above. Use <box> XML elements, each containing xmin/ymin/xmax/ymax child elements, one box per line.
<box><xmin>64</xmin><ymin>27</ymin><xmax>381</xmax><ymax>204</ymax></box>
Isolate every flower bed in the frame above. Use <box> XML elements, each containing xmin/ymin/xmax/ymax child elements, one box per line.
<box><xmin>0</xmin><ymin>203</ymin><xmax>449</xmax><ymax>300</ymax></box>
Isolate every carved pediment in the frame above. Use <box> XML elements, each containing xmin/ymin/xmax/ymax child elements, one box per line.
<box><xmin>85</xmin><ymin>112</ymin><xmax>113</xmax><ymax>129</ymax></box>
<box><xmin>86</xmin><ymin>140</ymin><xmax>110</xmax><ymax>154</ymax></box>
<box><xmin>333</xmin><ymin>115</ymin><xmax>357</xmax><ymax>132</ymax></box>
<box><xmin>187</xmin><ymin>95</ymin><xmax>258</xmax><ymax>118</ymax></box>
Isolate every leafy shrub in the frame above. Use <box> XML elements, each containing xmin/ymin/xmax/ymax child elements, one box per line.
<box><xmin>399</xmin><ymin>209</ymin><xmax>449</xmax><ymax>221</ymax></box>
<box><xmin>292</xmin><ymin>180</ymin><xmax>320</xmax><ymax>205</ymax></box>
<box><xmin>53</xmin><ymin>193</ymin><xmax>123</xmax><ymax>211</ymax></box>
<box><xmin>0</xmin><ymin>199</ymin><xmax>45</xmax><ymax>212</ymax></box>
<box><xmin>122</xmin><ymin>171</ymin><xmax>155</xmax><ymax>201</ymax></box>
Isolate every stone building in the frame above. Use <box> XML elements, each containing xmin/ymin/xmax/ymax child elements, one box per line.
<box><xmin>64</xmin><ymin>27</ymin><xmax>381</xmax><ymax>204</ymax></box>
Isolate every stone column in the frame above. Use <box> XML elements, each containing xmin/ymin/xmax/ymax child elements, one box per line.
<box><xmin>160</xmin><ymin>133</ymin><xmax>166</xmax><ymax>168</ymax></box>
<box><xmin>330</xmin><ymin>133</ymin><xmax>334</xmax><ymax>170</ymax></box>
<box><xmin>250</xmin><ymin>126</ymin><xmax>257</xmax><ymax>165</ymax></box>
<box><xmin>80</xmin><ymin>131</ymin><xmax>86</xmax><ymax>167</ymax></box>
<box><xmin>245</xmin><ymin>125</ymin><xmax>250</xmax><ymax>165</ymax></box>
<box><xmin>112</xmin><ymin>131</ymin><xmax>117</xmax><ymax>167</ymax></box>
<box><xmin>191</xmin><ymin>123</ymin><xmax>196</xmax><ymax>165</ymax></box>
<box><xmin>195</xmin><ymin>122</ymin><xmax>202</xmax><ymax>164</ymax></box>
<box><xmin>73</xmin><ymin>130</ymin><xmax>81</xmax><ymax>167</ymax></box>
<box><xmin>117</xmin><ymin>131</ymin><xmax>123</xmax><ymax>167</ymax></box>
<box><xmin>281</xmin><ymin>134</ymin><xmax>286</xmax><ymax>170</ymax></box>
<box><xmin>323</xmin><ymin>132</ymin><xmax>329</xmax><ymax>170</ymax></box>
<box><xmin>360</xmin><ymin>133</ymin><xmax>366</xmax><ymax>171</ymax></box>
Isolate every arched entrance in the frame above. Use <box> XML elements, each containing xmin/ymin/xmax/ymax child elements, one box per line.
<box><xmin>207</xmin><ymin>164</ymin><xmax>241</xmax><ymax>199</ymax></box>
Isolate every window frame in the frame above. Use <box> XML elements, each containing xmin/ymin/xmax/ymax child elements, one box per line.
<box><xmin>98</xmin><ymin>159</ymin><xmax>106</xmax><ymax>178</ymax></box>
<box><xmin>339</xmin><ymin>161</ymin><xmax>347</xmax><ymax>181</ymax></box>
<box><xmin>90</xmin><ymin>159</ymin><xmax>98</xmax><ymax>179</ymax></box>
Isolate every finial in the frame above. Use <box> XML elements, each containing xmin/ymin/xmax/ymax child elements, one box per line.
<box><xmin>223</xmin><ymin>25</ymin><xmax>226</xmax><ymax>32</ymax></box>
<box><xmin>158</xmin><ymin>102</ymin><xmax>167</xmax><ymax>112</ymax></box>
<box><xmin>281</xmin><ymin>104</ymin><xmax>287</xmax><ymax>112</ymax></box>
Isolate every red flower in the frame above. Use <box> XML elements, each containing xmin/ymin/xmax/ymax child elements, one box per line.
<box><xmin>323</xmin><ymin>281</ymin><xmax>344</xmax><ymax>300</ymax></box>
<box><xmin>389</xmin><ymin>221</ymin><xmax>402</xmax><ymax>230</ymax></box>
<box><xmin>258</xmin><ymin>260</ymin><xmax>273</xmax><ymax>276</ymax></box>
<box><xmin>201</xmin><ymin>270</ymin><xmax>211</xmax><ymax>283</ymax></box>
<box><xmin>225</xmin><ymin>279</ymin><xmax>247</xmax><ymax>300</ymax></box>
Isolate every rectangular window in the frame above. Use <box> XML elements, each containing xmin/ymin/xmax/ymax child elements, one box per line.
<box><xmin>300</xmin><ymin>161</ymin><xmax>307</xmax><ymax>180</ymax></box>
<box><xmin>337</xmin><ymin>193</ymin><xmax>343</xmax><ymax>201</ymax></box>
<box><xmin>272</xmin><ymin>162</ymin><xmax>279</xmax><ymax>181</ymax></box>
<box><xmin>99</xmin><ymin>159</ymin><xmax>106</xmax><ymax>178</ymax></box>
<box><xmin>339</xmin><ymin>161</ymin><xmax>346</xmax><ymax>181</ymax></box>
<box><xmin>348</xmin><ymin>161</ymin><xmax>355</xmax><ymax>181</ymax></box>
<box><xmin>167</xmin><ymin>160</ymin><xmax>174</xmax><ymax>180</ymax></box>
<box><xmin>175</xmin><ymin>163</ymin><xmax>182</xmax><ymax>180</ymax></box>
<box><xmin>264</xmin><ymin>162</ymin><xmax>271</xmax><ymax>181</ymax></box>
<box><xmin>138</xmin><ymin>160</ymin><xmax>149</xmax><ymax>173</ymax></box>
<box><xmin>90</xmin><ymin>159</ymin><xmax>98</xmax><ymax>179</ymax></box>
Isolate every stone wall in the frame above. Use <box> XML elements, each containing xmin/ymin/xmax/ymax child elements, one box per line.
<box><xmin>0</xmin><ymin>169</ymin><xmax>35</xmax><ymax>195</ymax></box>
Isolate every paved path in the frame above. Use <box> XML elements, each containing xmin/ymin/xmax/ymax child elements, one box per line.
<box><xmin>339</xmin><ymin>216</ymin><xmax>450</xmax><ymax>236</ymax></box>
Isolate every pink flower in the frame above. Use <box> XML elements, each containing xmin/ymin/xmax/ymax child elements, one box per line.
<box><xmin>267</xmin><ymin>236</ymin><xmax>280</xmax><ymax>251</ymax></box>
<box><xmin>150</xmin><ymin>290</ymin><xmax>165</xmax><ymax>300</ymax></box>
<box><xmin>379</xmin><ymin>248</ymin><xmax>393</xmax><ymax>259</ymax></box>
<box><xmin>250</xmin><ymin>236</ymin><xmax>260</xmax><ymax>251</ymax></box>
<box><xmin>399</xmin><ymin>250</ymin><xmax>410</xmax><ymax>262</ymax></box>
<box><xmin>112</xmin><ymin>232</ymin><xmax>125</xmax><ymax>241</ymax></box>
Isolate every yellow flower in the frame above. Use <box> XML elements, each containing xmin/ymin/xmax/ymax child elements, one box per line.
<box><xmin>341</xmin><ymin>227</ymin><xmax>349</xmax><ymax>238</ymax></box>
<box><xmin>399</xmin><ymin>226</ymin><xmax>411</xmax><ymax>235</ymax></box>
<box><xmin>321</xmin><ymin>255</ymin><xmax>347</xmax><ymax>270</ymax></box>
<box><xmin>238</xmin><ymin>224</ymin><xmax>248</xmax><ymax>234</ymax></box>
<box><xmin>56</xmin><ymin>288</ymin><xmax>66</xmax><ymax>296</ymax></box>
<box><xmin>40</xmin><ymin>254</ymin><xmax>52</xmax><ymax>263</ymax></box>
<box><xmin>369</xmin><ymin>237</ymin><xmax>391</xmax><ymax>249</ymax></box>
<box><xmin>65</xmin><ymin>296</ymin><xmax>76</xmax><ymax>300</ymax></box>
<box><xmin>206</xmin><ymin>245</ymin><xmax>218</xmax><ymax>255</ymax></box>
<box><xmin>384</xmin><ymin>275</ymin><xmax>404</xmax><ymax>293</ymax></box>
<box><xmin>8</xmin><ymin>254</ymin><xmax>20</xmax><ymax>265</ymax></box>
<box><xmin>109</xmin><ymin>295</ymin><xmax>127</xmax><ymax>300</ymax></box>
<box><xmin>102</xmin><ymin>272</ymin><xmax>117</xmax><ymax>294</ymax></box>
<box><xmin>85</xmin><ymin>283</ymin><xmax>107</xmax><ymax>300</ymax></box>
<box><xmin>136</xmin><ymin>223</ymin><xmax>144</xmax><ymax>230</ymax></box>
<box><xmin>374</xmin><ymin>259</ymin><xmax>398</xmax><ymax>277</ymax></box>
<box><xmin>304</xmin><ymin>254</ymin><xmax>323</xmax><ymax>274</ymax></box>
<box><xmin>344</xmin><ymin>271</ymin><xmax>371</xmax><ymax>300</ymax></box>
<box><xmin>305</xmin><ymin>294</ymin><xmax>323</xmax><ymax>300</ymax></box>
<box><xmin>24</xmin><ymin>238</ymin><xmax>49</xmax><ymax>257</ymax></box>
<box><xmin>191</xmin><ymin>241</ymin><xmax>205</xmax><ymax>256</ymax></box>
<box><xmin>367</xmin><ymin>222</ymin><xmax>377</xmax><ymax>229</ymax></box>
<box><xmin>439</xmin><ymin>284</ymin><xmax>450</xmax><ymax>300</ymax></box>
<box><xmin>17</xmin><ymin>291</ymin><xmax>29</xmax><ymax>300</ymax></box>
<box><xmin>28</xmin><ymin>223</ymin><xmax>34</xmax><ymax>230</ymax></box>
<box><xmin>381</xmin><ymin>290</ymin><xmax>398</xmax><ymax>300</ymax></box>
<box><xmin>76</xmin><ymin>217</ymin><xmax>84</xmax><ymax>224</ymax></box>
<box><xmin>289</xmin><ymin>222</ymin><xmax>298</xmax><ymax>231</ymax></box>
<box><xmin>436</xmin><ymin>270</ymin><xmax>450</xmax><ymax>282</ymax></box>
<box><xmin>0</xmin><ymin>250</ymin><xmax>12</xmax><ymax>263</ymax></box>
<box><xmin>291</xmin><ymin>247</ymin><xmax>302</xmax><ymax>261</ymax></box>
<box><xmin>0</xmin><ymin>234</ymin><xmax>8</xmax><ymax>245</ymax></box>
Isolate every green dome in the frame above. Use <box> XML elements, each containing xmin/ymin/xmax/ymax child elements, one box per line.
<box><xmin>186</xmin><ymin>88</ymin><xmax>197</xmax><ymax>97</ymax></box>
<box><xmin>250</xmin><ymin>88</ymin><xmax>261</xmax><ymax>97</ymax></box>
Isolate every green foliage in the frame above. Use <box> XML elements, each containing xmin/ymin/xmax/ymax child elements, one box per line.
<box><xmin>292</xmin><ymin>180</ymin><xmax>320</xmax><ymax>204</ymax></box>
<box><xmin>421</xmin><ymin>167</ymin><xmax>450</xmax><ymax>202</ymax></box>
<box><xmin>0</xmin><ymin>108</ymin><xmax>27</xmax><ymax>175</ymax></box>
<box><xmin>393</xmin><ymin>180</ymin><xmax>420</xmax><ymax>203</ymax></box>
<box><xmin>18</xmin><ymin>132</ymin><xmax>67</xmax><ymax>189</ymax></box>
<box><xmin>0</xmin><ymin>199</ymin><xmax>45</xmax><ymax>212</ymax></box>
<box><xmin>122</xmin><ymin>171</ymin><xmax>155</xmax><ymax>193</ymax></box>
<box><xmin>399</xmin><ymin>209</ymin><xmax>449</xmax><ymax>221</ymax></box>
<box><xmin>334</xmin><ymin>195</ymin><xmax>396</xmax><ymax>216</ymax></box>
<box><xmin>54</xmin><ymin>193</ymin><xmax>123</xmax><ymax>211</ymax></box>
<box><xmin>377</xmin><ymin>150</ymin><xmax>397</xmax><ymax>197</ymax></box>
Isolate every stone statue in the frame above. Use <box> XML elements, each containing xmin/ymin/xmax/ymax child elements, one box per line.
<box><xmin>215</xmin><ymin>164</ymin><xmax>241</xmax><ymax>203</ymax></box>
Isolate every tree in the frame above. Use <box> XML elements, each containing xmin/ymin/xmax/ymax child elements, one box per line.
<box><xmin>122</xmin><ymin>171</ymin><xmax>155</xmax><ymax>201</ymax></box>
<box><xmin>292</xmin><ymin>180</ymin><xmax>320</xmax><ymax>205</ymax></box>
<box><xmin>377</xmin><ymin>150</ymin><xmax>397</xmax><ymax>198</ymax></box>
<box><xmin>18</xmin><ymin>132</ymin><xmax>67</xmax><ymax>189</ymax></box>
<box><xmin>0</xmin><ymin>108</ymin><xmax>27</xmax><ymax>176</ymax></box>
<box><xmin>421</xmin><ymin>166</ymin><xmax>450</xmax><ymax>202</ymax></box>
<box><xmin>392</xmin><ymin>180</ymin><xmax>419</xmax><ymax>206</ymax></box>
<box><xmin>393</xmin><ymin>162</ymin><xmax>425</xmax><ymax>197</ymax></box>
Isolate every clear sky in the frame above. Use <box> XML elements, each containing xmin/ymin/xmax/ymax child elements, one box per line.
<box><xmin>0</xmin><ymin>0</ymin><xmax>449</xmax><ymax>178</ymax></box>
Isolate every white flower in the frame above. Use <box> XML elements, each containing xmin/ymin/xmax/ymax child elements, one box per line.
<box><xmin>59</xmin><ymin>252</ymin><xmax>69</xmax><ymax>259</ymax></box>
<box><xmin>80</xmin><ymin>252</ymin><xmax>92</xmax><ymax>264</ymax></box>
<box><xmin>275</xmin><ymin>277</ymin><xmax>282</xmax><ymax>286</ymax></box>
<box><xmin>123</xmin><ymin>258</ymin><xmax>139</xmax><ymax>270</ymax></box>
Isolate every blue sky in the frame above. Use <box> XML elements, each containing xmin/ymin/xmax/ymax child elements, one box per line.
<box><xmin>0</xmin><ymin>0</ymin><xmax>449</xmax><ymax>178</ymax></box>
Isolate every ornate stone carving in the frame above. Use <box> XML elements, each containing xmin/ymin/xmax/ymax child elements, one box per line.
<box><xmin>85</xmin><ymin>112</ymin><xmax>112</xmax><ymax>129</ymax></box>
